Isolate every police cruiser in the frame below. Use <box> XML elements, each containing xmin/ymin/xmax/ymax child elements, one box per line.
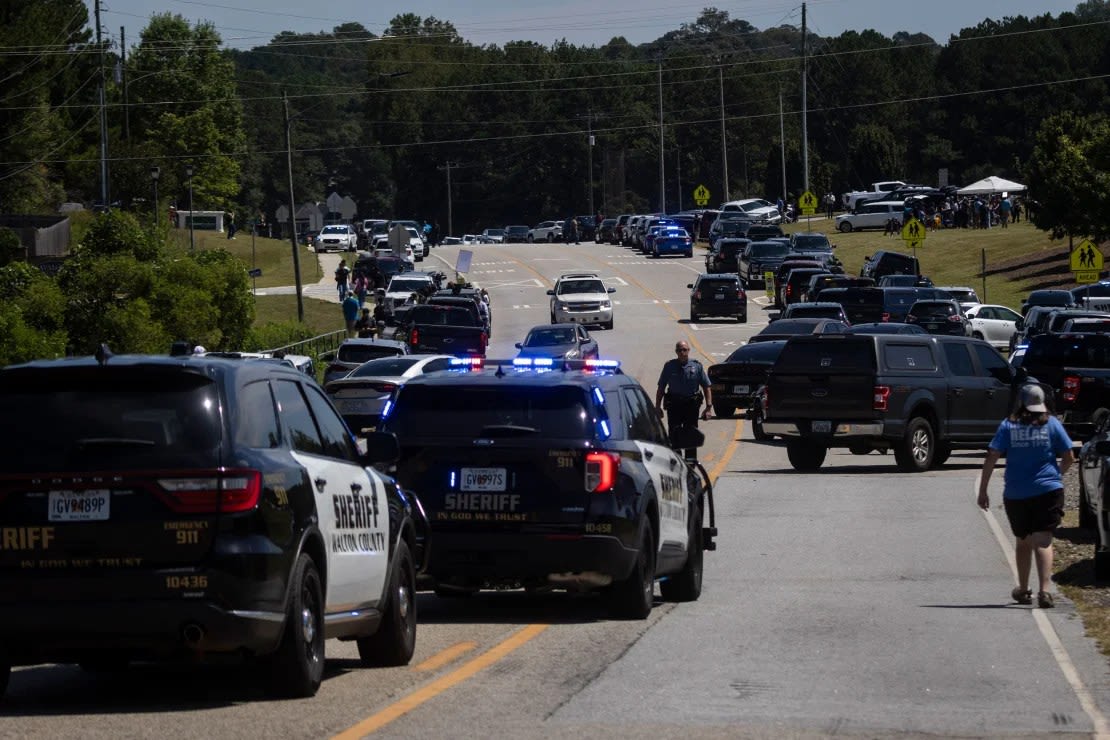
<box><xmin>379</xmin><ymin>357</ymin><xmax>716</xmax><ymax>618</ymax></box>
<box><xmin>0</xmin><ymin>349</ymin><xmax>427</xmax><ymax>699</ymax></box>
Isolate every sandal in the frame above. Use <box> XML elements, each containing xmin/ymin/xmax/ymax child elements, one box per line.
<box><xmin>1037</xmin><ymin>591</ymin><xmax>1055</xmax><ymax>609</ymax></box>
<box><xmin>1011</xmin><ymin>587</ymin><xmax>1033</xmax><ymax>605</ymax></box>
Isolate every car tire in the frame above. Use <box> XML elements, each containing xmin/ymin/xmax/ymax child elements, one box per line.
<box><xmin>1096</xmin><ymin>548</ymin><xmax>1110</xmax><ymax>583</ymax></box>
<box><xmin>786</xmin><ymin>441</ymin><xmax>826</xmax><ymax>471</ymax></box>
<box><xmin>685</xmin><ymin>251</ymin><xmax>693</xmax><ymax>258</ymax></box>
<box><xmin>547</xmin><ymin>234</ymin><xmax>555</xmax><ymax>242</ymax></box>
<box><xmin>894</xmin><ymin>417</ymin><xmax>935</xmax><ymax>472</ymax></box>
<box><xmin>972</xmin><ymin>331</ymin><xmax>984</xmax><ymax>340</ymax></box>
<box><xmin>931</xmin><ymin>441</ymin><xmax>952</xmax><ymax>468</ymax></box>
<box><xmin>609</xmin><ymin>519</ymin><xmax>655</xmax><ymax>619</ymax></box>
<box><xmin>738</xmin><ymin>312</ymin><xmax>747</xmax><ymax>323</ymax></box>
<box><xmin>604</xmin><ymin>318</ymin><xmax>614</xmax><ymax>330</ymax></box>
<box><xmin>751</xmin><ymin>407</ymin><xmax>771</xmax><ymax>441</ymax></box>
<box><xmin>357</xmin><ymin>540</ymin><xmax>416</xmax><ymax>667</ymax></box>
<box><xmin>838</xmin><ymin>222</ymin><xmax>853</xmax><ymax>233</ymax></box>
<box><xmin>690</xmin><ymin>310</ymin><xmax>698</xmax><ymax>322</ymax></box>
<box><xmin>712</xmin><ymin>402</ymin><xmax>733</xmax><ymax>418</ymax></box>
<box><xmin>1079</xmin><ymin>476</ymin><xmax>1097</xmax><ymax>530</ymax></box>
<box><xmin>265</xmin><ymin>554</ymin><xmax>325</xmax><ymax>698</ymax></box>
<box><xmin>660</xmin><ymin>501</ymin><xmax>703</xmax><ymax>602</ymax></box>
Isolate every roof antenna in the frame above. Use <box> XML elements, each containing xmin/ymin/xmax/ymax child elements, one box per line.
<box><xmin>95</xmin><ymin>343</ymin><xmax>113</xmax><ymax>366</ymax></box>
<box><xmin>494</xmin><ymin>362</ymin><xmax>505</xmax><ymax>378</ymax></box>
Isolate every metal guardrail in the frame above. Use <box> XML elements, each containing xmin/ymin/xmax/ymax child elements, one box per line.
<box><xmin>263</xmin><ymin>329</ymin><xmax>347</xmax><ymax>361</ymax></box>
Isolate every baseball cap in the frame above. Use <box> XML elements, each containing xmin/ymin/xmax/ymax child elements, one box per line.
<box><xmin>1020</xmin><ymin>384</ymin><xmax>1047</xmax><ymax>413</ymax></box>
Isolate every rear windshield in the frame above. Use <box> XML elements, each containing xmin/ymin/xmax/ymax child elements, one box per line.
<box><xmin>792</xmin><ymin>235</ymin><xmax>831</xmax><ymax>251</ymax></box>
<box><xmin>350</xmin><ymin>357</ymin><xmax>422</xmax><ymax>377</ymax></box>
<box><xmin>0</xmin><ymin>369</ymin><xmax>222</xmax><ymax>472</ymax></box>
<box><xmin>788</xmin><ymin>306</ymin><xmax>842</xmax><ymax>319</ymax></box>
<box><xmin>788</xmin><ymin>269</ymin><xmax>826</xmax><ymax>285</ymax></box>
<box><xmin>774</xmin><ymin>338</ymin><xmax>876</xmax><ymax>373</ymax></box>
<box><xmin>388</xmin><ymin>279</ymin><xmax>431</xmax><ymax>294</ymax></box>
<box><xmin>883</xmin><ymin>291</ymin><xmax>919</xmax><ymax>310</ymax></box>
<box><xmin>698</xmin><ymin>278</ymin><xmax>739</xmax><ymax>292</ymax></box>
<box><xmin>385</xmin><ymin>385</ymin><xmax>592</xmax><ymax>439</ymax></box>
<box><xmin>911</xmin><ymin>302</ymin><xmax>957</xmax><ymax>317</ymax></box>
<box><xmin>1029</xmin><ymin>291</ymin><xmax>1073</xmax><ymax>306</ymax></box>
<box><xmin>718</xmin><ymin>241</ymin><xmax>749</xmax><ymax>257</ymax></box>
<box><xmin>409</xmin><ymin>306</ymin><xmax>476</xmax><ymax>326</ymax></box>
<box><xmin>1026</xmin><ymin>335</ymin><xmax>1110</xmax><ymax>367</ymax></box>
<box><xmin>338</xmin><ymin>344</ymin><xmax>404</xmax><ymax>363</ymax></box>
<box><xmin>724</xmin><ymin>342</ymin><xmax>786</xmax><ymax>363</ymax></box>
<box><xmin>748</xmin><ymin>242</ymin><xmax>791</xmax><ymax>258</ymax></box>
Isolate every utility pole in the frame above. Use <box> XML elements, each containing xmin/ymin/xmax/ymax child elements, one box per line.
<box><xmin>437</xmin><ymin>161</ymin><xmax>455</xmax><ymax>238</ymax></box>
<box><xmin>675</xmin><ymin>142</ymin><xmax>682</xmax><ymax>211</ymax></box>
<box><xmin>779</xmin><ymin>88</ymin><xmax>787</xmax><ymax>206</ymax></box>
<box><xmin>94</xmin><ymin>0</ymin><xmax>109</xmax><ymax>207</ymax></box>
<box><xmin>719</xmin><ymin>61</ymin><xmax>729</xmax><ymax>202</ymax></box>
<box><xmin>282</xmin><ymin>90</ymin><xmax>304</xmax><ymax>323</ymax></box>
<box><xmin>121</xmin><ymin>26</ymin><xmax>129</xmax><ymax>142</ymax></box>
<box><xmin>657</xmin><ymin>56</ymin><xmax>666</xmax><ymax>214</ymax></box>
<box><xmin>586</xmin><ymin>112</ymin><xmax>595</xmax><ymax>219</ymax></box>
<box><xmin>801</xmin><ymin>2</ymin><xmax>809</xmax><ymax>194</ymax></box>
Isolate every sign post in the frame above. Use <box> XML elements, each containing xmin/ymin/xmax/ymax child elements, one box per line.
<box><xmin>1070</xmin><ymin>238</ymin><xmax>1103</xmax><ymax>284</ymax></box>
<box><xmin>900</xmin><ymin>217</ymin><xmax>926</xmax><ymax>260</ymax></box>
<box><xmin>764</xmin><ymin>271</ymin><xmax>775</xmax><ymax>303</ymax></box>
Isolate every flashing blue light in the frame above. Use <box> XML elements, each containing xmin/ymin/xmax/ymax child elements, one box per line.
<box><xmin>591</xmin><ymin>386</ymin><xmax>605</xmax><ymax>404</ymax></box>
<box><xmin>449</xmin><ymin>470</ymin><xmax>457</xmax><ymax>488</ymax></box>
<box><xmin>598</xmin><ymin>419</ymin><xmax>611</xmax><ymax>440</ymax></box>
<box><xmin>381</xmin><ymin>399</ymin><xmax>393</xmax><ymax>419</ymax></box>
<box><xmin>449</xmin><ymin>357</ymin><xmax>484</xmax><ymax>369</ymax></box>
<box><xmin>513</xmin><ymin>357</ymin><xmax>554</xmax><ymax>368</ymax></box>
<box><xmin>584</xmin><ymin>359</ymin><xmax>620</xmax><ymax>370</ymax></box>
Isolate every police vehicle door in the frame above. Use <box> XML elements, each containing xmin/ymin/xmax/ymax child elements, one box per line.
<box><xmin>621</xmin><ymin>387</ymin><xmax>688</xmax><ymax>550</ymax></box>
<box><xmin>276</xmin><ymin>381</ymin><xmax>389</xmax><ymax>612</ymax></box>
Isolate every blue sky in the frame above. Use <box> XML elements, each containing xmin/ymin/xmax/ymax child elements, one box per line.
<box><xmin>93</xmin><ymin>0</ymin><xmax>1083</xmax><ymax>51</ymax></box>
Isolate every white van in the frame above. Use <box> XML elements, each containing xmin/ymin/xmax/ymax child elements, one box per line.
<box><xmin>834</xmin><ymin>200</ymin><xmax>905</xmax><ymax>232</ymax></box>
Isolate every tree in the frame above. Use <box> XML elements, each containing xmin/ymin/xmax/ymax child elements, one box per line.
<box><xmin>1024</xmin><ymin>112</ymin><xmax>1110</xmax><ymax>242</ymax></box>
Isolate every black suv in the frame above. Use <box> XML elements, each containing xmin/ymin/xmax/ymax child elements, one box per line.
<box><xmin>738</xmin><ymin>239</ymin><xmax>793</xmax><ymax>286</ymax></box>
<box><xmin>379</xmin><ymin>358</ymin><xmax>715</xmax><ymax>619</ymax></box>
<box><xmin>905</xmin><ymin>300</ymin><xmax>970</xmax><ymax>336</ymax></box>
<box><xmin>689</xmin><ymin>274</ymin><xmax>747</xmax><ymax>322</ymax></box>
<box><xmin>0</xmin><ymin>352</ymin><xmax>427</xmax><ymax>699</ymax></box>
<box><xmin>860</xmin><ymin>250</ymin><xmax>920</xmax><ymax>281</ymax></box>
<box><xmin>705</xmin><ymin>237</ymin><xmax>751</xmax><ymax>274</ymax></box>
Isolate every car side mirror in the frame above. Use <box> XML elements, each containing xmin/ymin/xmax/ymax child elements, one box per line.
<box><xmin>546</xmin><ymin>289</ymin><xmax>555</xmax><ymax>296</ymax></box>
<box><xmin>607</xmin><ymin>287</ymin><xmax>616</xmax><ymax>293</ymax></box>
<box><xmin>687</xmin><ymin>283</ymin><xmax>694</xmax><ymax>289</ymax></box>
<box><xmin>361</xmin><ymin>430</ymin><xmax>400</xmax><ymax>464</ymax></box>
<box><xmin>1015</xmin><ymin>319</ymin><xmax>1024</xmax><ymax>331</ymax></box>
<box><xmin>514</xmin><ymin>342</ymin><xmax>522</xmax><ymax>348</ymax></box>
<box><xmin>863</xmin><ymin>255</ymin><xmax>871</xmax><ymax>261</ymax></box>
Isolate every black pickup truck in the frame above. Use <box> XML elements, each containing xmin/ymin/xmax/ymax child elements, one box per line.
<box><xmin>763</xmin><ymin>334</ymin><xmax>1023</xmax><ymax>472</ymax></box>
<box><xmin>1022</xmin><ymin>333</ymin><xmax>1110</xmax><ymax>433</ymax></box>
<box><xmin>392</xmin><ymin>304</ymin><xmax>488</xmax><ymax>357</ymax></box>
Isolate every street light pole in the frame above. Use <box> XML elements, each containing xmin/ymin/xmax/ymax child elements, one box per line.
<box><xmin>657</xmin><ymin>56</ymin><xmax>666</xmax><ymax>214</ymax></box>
<box><xmin>719</xmin><ymin>62</ymin><xmax>729</xmax><ymax>201</ymax></box>
<box><xmin>150</xmin><ymin>166</ymin><xmax>160</xmax><ymax>227</ymax></box>
<box><xmin>185</xmin><ymin>163</ymin><xmax>195</xmax><ymax>251</ymax></box>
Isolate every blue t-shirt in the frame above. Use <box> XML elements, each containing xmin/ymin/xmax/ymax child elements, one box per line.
<box><xmin>989</xmin><ymin>416</ymin><xmax>1072</xmax><ymax>500</ymax></box>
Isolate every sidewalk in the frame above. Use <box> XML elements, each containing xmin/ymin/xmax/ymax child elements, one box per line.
<box><xmin>254</xmin><ymin>251</ymin><xmax>345</xmax><ymax>304</ymax></box>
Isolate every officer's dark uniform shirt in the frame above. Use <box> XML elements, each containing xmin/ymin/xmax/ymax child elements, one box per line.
<box><xmin>657</xmin><ymin>358</ymin><xmax>709</xmax><ymax>397</ymax></box>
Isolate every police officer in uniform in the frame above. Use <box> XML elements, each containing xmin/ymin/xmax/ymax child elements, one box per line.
<box><xmin>655</xmin><ymin>340</ymin><xmax>713</xmax><ymax>459</ymax></box>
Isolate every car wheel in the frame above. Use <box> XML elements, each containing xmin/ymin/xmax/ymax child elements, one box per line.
<box><xmin>547</xmin><ymin>234</ymin><xmax>555</xmax><ymax>242</ymax></box>
<box><xmin>751</xmin><ymin>407</ymin><xmax>771</xmax><ymax>441</ymax></box>
<box><xmin>894</xmin><ymin>417</ymin><xmax>934</xmax><ymax>472</ymax></box>
<box><xmin>1079</xmin><ymin>475</ymin><xmax>1097</xmax><ymax>530</ymax></box>
<box><xmin>685</xmin><ymin>251</ymin><xmax>693</xmax><ymax>258</ymax></box>
<box><xmin>972</xmin><ymin>331</ymin><xmax>984</xmax><ymax>340</ymax></box>
<box><xmin>604</xmin><ymin>318</ymin><xmax>614</xmax><ymax>330</ymax></box>
<box><xmin>527</xmin><ymin>235</ymin><xmax>534</xmax><ymax>243</ymax></box>
<box><xmin>786</xmin><ymin>441</ymin><xmax>826</xmax><ymax>471</ymax></box>
<box><xmin>690</xmin><ymin>309</ymin><xmax>698</xmax><ymax>322</ymax></box>
<box><xmin>609</xmin><ymin>519</ymin><xmax>655</xmax><ymax>619</ymax></box>
<box><xmin>738</xmin><ymin>312</ymin><xmax>747</xmax><ymax>323</ymax></box>
<box><xmin>357</xmin><ymin>540</ymin><xmax>416</xmax><ymax>667</ymax></box>
<box><xmin>1097</xmin><ymin>548</ymin><xmax>1110</xmax><ymax>583</ymax></box>
<box><xmin>265</xmin><ymin>554</ymin><xmax>325</xmax><ymax>698</ymax></box>
<box><xmin>660</xmin><ymin>501</ymin><xmax>703</xmax><ymax>602</ymax></box>
<box><xmin>838</xmin><ymin>222</ymin><xmax>853</xmax><ymax>233</ymax></box>
<box><xmin>712</xmin><ymin>401</ymin><xmax>733</xmax><ymax>418</ymax></box>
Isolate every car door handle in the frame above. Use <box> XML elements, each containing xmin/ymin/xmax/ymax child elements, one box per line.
<box><xmin>952</xmin><ymin>388</ymin><xmax>964</xmax><ymax>397</ymax></box>
<box><xmin>986</xmin><ymin>389</ymin><xmax>996</xmax><ymax>398</ymax></box>
<box><xmin>314</xmin><ymin>477</ymin><xmax>327</xmax><ymax>491</ymax></box>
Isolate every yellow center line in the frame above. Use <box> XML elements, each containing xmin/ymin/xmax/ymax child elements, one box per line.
<box><xmin>332</xmin><ymin>624</ymin><xmax>548</xmax><ymax>739</ymax></box>
<box><xmin>410</xmin><ymin>641</ymin><xmax>477</xmax><ymax>672</ymax></box>
<box><xmin>707</xmin><ymin>419</ymin><xmax>743</xmax><ymax>485</ymax></box>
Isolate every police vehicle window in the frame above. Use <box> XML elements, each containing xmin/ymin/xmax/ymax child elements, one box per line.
<box><xmin>883</xmin><ymin>344</ymin><xmax>936</xmax><ymax>371</ymax></box>
<box><xmin>236</xmin><ymin>380</ymin><xmax>280</xmax><ymax>448</ymax></box>
<box><xmin>637</xmin><ymin>387</ymin><xmax>670</xmax><ymax>443</ymax></box>
<box><xmin>973</xmin><ymin>344</ymin><xmax>1010</xmax><ymax>378</ymax></box>
<box><xmin>338</xmin><ymin>344</ymin><xmax>401</xmax><ymax>364</ymax></box>
<box><xmin>421</xmin><ymin>358</ymin><xmax>452</xmax><ymax>373</ymax></box>
<box><xmin>621</xmin><ymin>387</ymin><xmax>657</xmax><ymax>441</ymax></box>
<box><xmin>384</xmin><ymin>385</ymin><xmax>592</xmax><ymax>439</ymax></box>
<box><xmin>304</xmin><ymin>385</ymin><xmax>359</xmax><ymax>461</ymax></box>
<box><xmin>942</xmin><ymin>342</ymin><xmax>975</xmax><ymax>377</ymax></box>
<box><xmin>273</xmin><ymin>380</ymin><xmax>324</xmax><ymax>455</ymax></box>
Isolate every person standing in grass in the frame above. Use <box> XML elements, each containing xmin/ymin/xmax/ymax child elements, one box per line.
<box><xmin>978</xmin><ymin>385</ymin><xmax>1074</xmax><ymax>609</ymax></box>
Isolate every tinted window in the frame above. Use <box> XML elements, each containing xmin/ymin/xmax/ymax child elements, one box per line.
<box><xmin>883</xmin><ymin>344</ymin><xmax>936</xmax><ymax>371</ymax></box>
<box><xmin>351</xmin><ymin>357</ymin><xmax>422</xmax><ymax>377</ymax></box>
<box><xmin>774</xmin><ymin>339</ymin><xmax>876</xmax><ymax>373</ymax></box>
<box><xmin>884</xmin><ymin>291</ymin><xmax>918</xmax><ymax>311</ymax></box>
<box><xmin>792</xmin><ymin>235</ymin><xmax>831</xmax><ymax>251</ymax></box>
<box><xmin>724</xmin><ymin>342</ymin><xmax>787</xmax><ymax>363</ymax></box>
<box><xmin>621</xmin><ymin>386</ymin><xmax>661</xmax><ymax>443</ymax></box>
<box><xmin>788</xmin><ymin>306</ymin><xmax>842</xmax><ymax>319</ymax></box>
<box><xmin>274</xmin><ymin>379</ymin><xmax>324</xmax><ymax>455</ymax></box>
<box><xmin>338</xmin><ymin>344</ymin><xmax>405</xmax><ymax>363</ymax></box>
<box><xmin>698</xmin><ymin>278</ymin><xmax>739</xmax><ymax>292</ymax></box>
<box><xmin>912</xmin><ymin>302</ymin><xmax>957</xmax><ymax>317</ymax></box>
<box><xmin>304</xmin><ymin>385</ymin><xmax>359</xmax><ymax>460</ymax></box>
<box><xmin>974</xmin><ymin>344</ymin><xmax>1010</xmax><ymax>379</ymax></box>
<box><xmin>942</xmin><ymin>343</ymin><xmax>975</xmax><ymax>377</ymax></box>
<box><xmin>748</xmin><ymin>242</ymin><xmax>792</xmax><ymax>258</ymax></box>
<box><xmin>0</xmin><ymin>369</ymin><xmax>222</xmax><ymax>473</ymax></box>
<box><xmin>236</xmin><ymin>380</ymin><xmax>280</xmax><ymax>449</ymax></box>
<box><xmin>385</xmin><ymin>385</ymin><xmax>592</xmax><ymax>439</ymax></box>
<box><xmin>558</xmin><ymin>279</ymin><xmax>605</xmax><ymax>294</ymax></box>
<box><xmin>1026</xmin><ymin>335</ymin><xmax>1110</xmax><ymax>367</ymax></box>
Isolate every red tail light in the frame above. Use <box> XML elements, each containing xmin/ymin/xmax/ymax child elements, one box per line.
<box><xmin>156</xmin><ymin>469</ymin><xmax>261</xmax><ymax>513</ymax></box>
<box><xmin>410</xmin><ymin>327</ymin><xmax>419</xmax><ymax>346</ymax></box>
<box><xmin>368</xmin><ymin>382</ymin><xmax>397</xmax><ymax>393</ymax></box>
<box><xmin>479</xmin><ymin>331</ymin><xmax>488</xmax><ymax>352</ymax></box>
<box><xmin>786</xmin><ymin>284</ymin><xmax>793</xmax><ymax>297</ymax></box>
<box><xmin>947</xmin><ymin>315</ymin><xmax>963</xmax><ymax>323</ymax></box>
<box><xmin>694</xmin><ymin>290</ymin><xmax>702</xmax><ymax>300</ymax></box>
<box><xmin>881</xmin><ymin>312</ymin><xmax>890</xmax><ymax>322</ymax></box>
<box><xmin>1063</xmin><ymin>374</ymin><xmax>1081</xmax><ymax>404</ymax></box>
<box><xmin>585</xmin><ymin>451</ymin><xmax>620</xmax><ymax>493</ymax></box>
<box><xmin>736</xmin><ymin>289</ymin><xmax>744</xmax><ymax>299</ymax></box>
<box><xmin>873</xmin><ymin>385</ymin><xmax>891</xmax><ymax>411</ymax></box>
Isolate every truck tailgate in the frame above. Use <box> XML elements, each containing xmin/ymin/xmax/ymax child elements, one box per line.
<box><xmin>767</xmin><ymin>336</ymin><xmax>878</xmax><ymax>420</ymax></box>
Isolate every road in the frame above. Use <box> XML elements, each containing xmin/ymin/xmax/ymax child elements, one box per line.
<box><xmin>5</xmin><ymin>240</ymin><xmax>1110</xmax><ymax>738</ymax></box>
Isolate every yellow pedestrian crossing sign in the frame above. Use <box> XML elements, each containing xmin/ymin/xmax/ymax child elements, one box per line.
<box><xmin>798</xmin><ymin>190</ymin><xmax>818</xmax><ymax>215</ymax></box>
<box><xmin>693</xmin><ymin>184</ymin><xmax>711</xmax><ymax>207</ymax></box>
<box><xmin>901</xmin><ymin>217</ymin><xmax>926</xmax><ymax>250</ymax></box>
<box><xmin>1070</xmin><ymin>239</ymin><xmax>1103</xmax><ymax>272</ymax></box>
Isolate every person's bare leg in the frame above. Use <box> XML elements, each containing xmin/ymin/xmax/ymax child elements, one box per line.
<box><xmin>1015</xmin><ymin>536</ymin><xmax>1033</xmax><ymax>592</ymax></box>
<box><xmin>1031</xmin><ymin>530</ymin><xmax>1054</xmax><ymax>595</ymax></box>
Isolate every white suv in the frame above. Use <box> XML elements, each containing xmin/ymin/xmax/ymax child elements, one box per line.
<box><xmin>528</xmin><ymin>221</ymin><xmax>563</xmax><ymax>242</ymax></box>
<box><xmin>835</xmin><ymin>200</ymin><xmax>904</xmax><ymax>232</ymax></box>
<box><xmin>720</xmin><ymin>198</ymin><xmax>782</xmax><ymax>224</ymax></box>
<box><xmin>316</xmin><ymin>224</ymin><xmax>358</xmax><ymax>252</ymax></box>
<box><xmin>547</xmin><ymin>272</ymin><xmax>616</xmax><ymax>330</ymax></box>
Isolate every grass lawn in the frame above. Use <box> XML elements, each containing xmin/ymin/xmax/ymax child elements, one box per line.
<box><xmin>785</xmin><ymin>218</ymin><xmax>1076</xmax><ymax>311</ymax></box>
<box><xmin>253</xmin><ymin>294</ymin><xmax>346</xmax><ymax>334</ymax></box>
<box><xmin>167</xmin><ymin>229</ymin><xmax>325</xmax><ymax>288</ymax></box>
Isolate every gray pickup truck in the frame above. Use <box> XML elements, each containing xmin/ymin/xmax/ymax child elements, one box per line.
<box><xmin>392</xmin><ymin>304</ymin><xmax>488</xmax><ymax>358</ymax></box>
<box><xmin>763</xmin><ymin>333</ymin><xmax>1024</xmax><ymax>472</ymax></box>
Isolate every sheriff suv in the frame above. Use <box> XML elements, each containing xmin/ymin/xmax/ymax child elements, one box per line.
<box><xmin>0</xmin><ymin>351</ymin><xmax>427</xmax><ymax>700</ymax></box>
<box><xmin>548</xmin><ymin>272</ymin><xmax>616</xmax><ymax>330</ymax></box>
<box><xmin>379</xmin><ymin>357</ymin><xmax>716</xmax><ymax>618</ymax></box>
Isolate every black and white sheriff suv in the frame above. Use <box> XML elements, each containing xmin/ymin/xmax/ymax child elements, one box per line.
<box><xmin>0</xmin><ymin>349</ymin><xmax>427</xmax><ymax>700</ymax></box>
<box><xmin>378</xmin><ymin>357</ymin><xmax>716</xmax><ymax>618</ymax></box>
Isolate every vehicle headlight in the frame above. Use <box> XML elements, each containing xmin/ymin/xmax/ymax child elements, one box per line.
<box><xmin>565</xmin><ymin>349</ymin><xmax>580</xmax><ymax>358</ymax></box>
<box><xmin>601</xmin><ymin>301</ymin><xmax>611</xmax><ymax>309</ymax></box>
<box><xmin>558</xmin><ymin>301</ymin><xmax>569</xmax><ymax>310</ymax></box>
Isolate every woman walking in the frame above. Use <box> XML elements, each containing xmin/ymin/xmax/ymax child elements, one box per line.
<box><xmin>978</xmin><ymin>385</ymin><xmax>1074</xmax><ymax>608</ymax></box>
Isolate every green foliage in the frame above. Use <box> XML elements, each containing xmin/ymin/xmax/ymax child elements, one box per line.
<box><xmin>0</xmin><ymin>262</ymin><xmax>68</xmax><ymax>364</ymax></box>
<box><xmin>1024</xmin><ymin>112</ymin><xmax>1110</xmax><ymax>242</ymax></box>
<box><xmin>0</xmin><ymin>228</ymin><xmax>24</xmax><ymax>266</ymax></box>
<box><xmin>244</xmin><ymin>320</ymin><xmax>318</xmax><ymax>352</ymax></box>
<box><xmin>77</xmin><ymin>210</ymin><xmax>159</xmax><ymax>261</ymax></box>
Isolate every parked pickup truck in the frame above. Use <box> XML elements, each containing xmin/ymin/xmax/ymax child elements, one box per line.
<box><xmin>1021</xmin><ymin>333</ymin><xmax>1110</xmax><ymax>434</ymax></box>
<box><xmin>763</xmin><ymin>333</ymin><xmax>1024</xmax><ymax>472</ymax></box>
<box><xmin>841</xmin><ymin>180</ymin><xmax>906</xmax><ymax>210</ymax></box>
<box><xmin>393</xmin><ymin>304</ymin><xmax>488</xmax><ymax>358</ymax></box>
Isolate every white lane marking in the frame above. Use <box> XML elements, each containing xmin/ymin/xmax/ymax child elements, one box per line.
<box><xmin>605</xmin><ymin>277</ymin><xmax>630</xmax><ymax>286</ymax></box>
<box><xmin>974</xmin><ymin>471</ymin><xmax>1110</xmax><ymax>737</ymax></box>
<box><xmin>483</xmin><ymin>279</ymin><xmax>544</xmax><ymax>289</ymax></box>
<box><xmin>530</xmin><ymin>258</ymin><xmax>571</xmax><ymax>261</ymax></box>
<box><xmin>510</xmin><ymin>305</ymin><xmax>534</xmax><ymax>310</ymax></box>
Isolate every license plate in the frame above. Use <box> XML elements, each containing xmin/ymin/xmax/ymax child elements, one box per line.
<box><xmin>927</xmin><ymin>323</ymin><xmax>939</xmax><ymax>330</ymax></box>
<box><xmin>48</xmin><ymin>490</ymin><xmax>110</xmax><ymax>521</ymax></box>
<box><xmin>733</xmin><ymin>384</ymin><xmax>750</xmax><ymax>394</ymax></box>
<box><xmin>336</xmin><ymin>398</ymin><xmax>376</xmax><ymax>413</ymax></box>
<box><xmin>812</xmin><ymin>421</ymin><xmax>832</xmax><ymax>433</ymax></box>
<box><xmin>714</xmin><ymin>294</ymin><xmax>724</xmax><ymax>300</ymax></box>
<box><xmin>461</xmin><ymin>468</ymin><xmax>507</xmax><ymax>492</ymax></box>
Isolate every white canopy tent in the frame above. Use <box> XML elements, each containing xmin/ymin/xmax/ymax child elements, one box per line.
<box><xmin>956</xmin><ymin>175</ymin><xmax>1027</xmax><ymax>195</ymax></box>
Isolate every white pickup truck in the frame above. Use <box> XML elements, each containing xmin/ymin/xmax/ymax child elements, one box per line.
<box><xmin>841</xmin><ymin>181</ymin><xmax>906</xmax><ymax>210</ymax></box>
